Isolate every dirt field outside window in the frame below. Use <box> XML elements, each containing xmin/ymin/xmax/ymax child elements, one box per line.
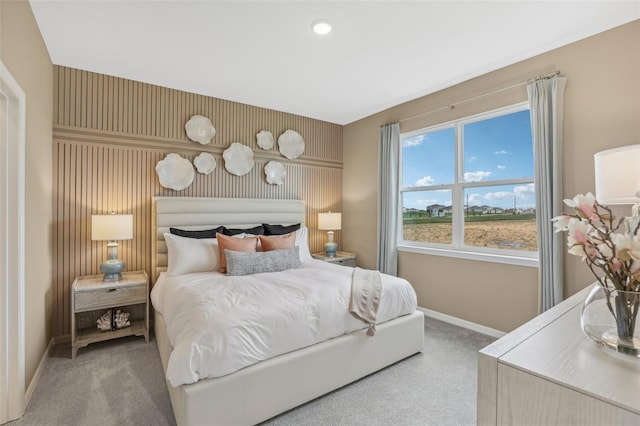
<box><xmin>403</xmin><ymin>219</ymin><xmax>537</xmax><ymax>251</ymax></box>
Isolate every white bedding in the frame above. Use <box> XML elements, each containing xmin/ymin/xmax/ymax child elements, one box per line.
<box><xmin>151</xmin><ymin>259</ymin><xmax>418</xmax><ymax>387</ymax></box>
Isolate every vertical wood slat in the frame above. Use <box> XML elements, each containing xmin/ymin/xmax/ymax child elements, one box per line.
<box><xmin>52</xmin><ymin>66</ymin><xmax>344</xmax><ymax>338</ymax></box>
<box><xmin>52</xmin><ymin>141</ymin><xmax>342</xmax><ymax>337</ymax></box>
<box><xmin>54</xmin><ymin>66</ymin><xmax>343</xmax><ymax>160</ymax></box>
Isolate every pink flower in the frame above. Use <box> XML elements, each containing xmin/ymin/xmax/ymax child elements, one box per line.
<box><xmin>551</xmin><ymin>215</ymin><xmax>572</xmax><ymax>232</ymax></box>
<box><xmin>611</xmin><ymin>233</ymin><xmax>640</xmax><ymax>262</ymax></box>
<box><xmin>563</xmin><ymin>193</ymin><xmax>597</xmax><ymax>220</ymax></box>
<box><xmin>567</xmin><ymin>220</ymin><xmax>590</xmax><ymax>245</ymax></box>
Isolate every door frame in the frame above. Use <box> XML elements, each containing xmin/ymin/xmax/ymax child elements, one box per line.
<box><xmin>0</xmin><ymin>59</ymin><xmax>26</xmax><ymax>423</ymax></box>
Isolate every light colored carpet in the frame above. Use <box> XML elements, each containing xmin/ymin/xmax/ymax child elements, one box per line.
<box><xmin>11</xmin><ymin>317</ymin><xmax>495</xmax><ymax>426</ymax></box>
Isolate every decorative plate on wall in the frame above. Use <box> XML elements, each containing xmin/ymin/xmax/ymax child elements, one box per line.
<box><xmin>185</xmin><ymin>115</ymin><xmax>216</xmax><ymax>145</ymax></box>
<box><xmin>278</xmin><ymin>129</ymin><xmax>305</xmax><ymax>159</ymax></box>
<box><xmin>155</xmin><ymin>153</ymin><xmax>195</xmax><ymax>191</ymax></box>
<box><xmin>264</xmin><ymin>161</ymin><xmax>286</xmax><ymax>185</ymax></box>
<box><xmin>256</xmin><ymin>130</ymin><xmax>275</xmax><ymax>150</ymax></box>
<box><xmin>223</xmin><ymin>142</ymin><xmax>254</xmax><ymax>176</ymax></box>
<box><xmin>193</xmin><ymin>152</ymin><xmax>217</xmax><ymax>175</ymax></box>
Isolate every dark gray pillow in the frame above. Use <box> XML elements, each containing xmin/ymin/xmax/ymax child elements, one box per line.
<box><xmin>222</xmin><ymin>225</ymin><xmax>265</xmax><ymax>236</ymax></box>
<box><xmin>263</xmin><ymin>223</ymin><xmax>301</xmax><ymax>235</ymax></box>
<box><xmin>170</xmin><ymin>226</ymin><xmax>224</xmax><ymax>239</ymax></box>
<box><xmin>224</xmin><ymin>247</ymin><xmax>302</xmax><ymax>276</ymax></box>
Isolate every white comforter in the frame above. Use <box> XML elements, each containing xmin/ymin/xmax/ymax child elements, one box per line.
<box><xmin>151</xmin><ymin>260</ymin><xmax>418</xmax><ymax>387</ymax></box>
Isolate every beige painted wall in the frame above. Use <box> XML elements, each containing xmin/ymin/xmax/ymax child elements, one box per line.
<box><xmin>0</xmin><ymin>0</ymin><xmax>54</xmax><ymax>387</ymax></box>
<box><xmin>343</xmin><ymin>20</ymin><xmax>640</xmax><ymax>332</ymax></box>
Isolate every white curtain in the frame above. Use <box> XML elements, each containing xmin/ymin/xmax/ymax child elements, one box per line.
<box><xmin>377</xmin><ymin>123</ymin><xmax>400</xmax><ymax>275</ymax></box>
<box><xmin>528</xmin><ymin>76</ymin><xmax>567</xmax><ymax>312</ymax></box>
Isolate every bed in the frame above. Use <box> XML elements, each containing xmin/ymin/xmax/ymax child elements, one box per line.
<box><xmin>151</xmin><ymin>196</ymin><xmax>425</xmax><ymax>425</ymax></box>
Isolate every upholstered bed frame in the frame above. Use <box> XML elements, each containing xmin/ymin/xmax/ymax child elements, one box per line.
<box><xmin>151</xmin><ymin>196</ymin><xmax>425</xmax><ymax>425</ymax></box>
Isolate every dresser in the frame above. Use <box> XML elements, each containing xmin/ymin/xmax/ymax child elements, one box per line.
<box><xmin>478</xmin><ymin>284</ymin><xmax>640</xmax><ymax>425</ymax></box>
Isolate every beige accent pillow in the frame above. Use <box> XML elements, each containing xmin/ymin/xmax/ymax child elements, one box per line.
<box><xmin>259</xmin><ymin>233</ymin><xmax>296</xmax><ymax>251</ymax></box>
<box><xmin>216</xmin><ymin>233</ymin><xmax>258</xmax><ymax>273</ymax></box>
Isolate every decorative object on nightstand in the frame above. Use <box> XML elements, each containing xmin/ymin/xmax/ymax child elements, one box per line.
<box><xmin>318</xmin><ymin>212</ymin><xmax>341</xmax><ymax>257</ymax></box>
<box><xmin>92</xmin><ymin>213</ymin><xmax>133</xmax><ymax>281</ymax></box>
<box><xmin>552</xmin><ymin>144</ymin><xmax>640</xmax><ymax>357</ymax></box>
<box><xmin>311</xmin><ymin>251</ymin><xmax>356</xmax><ymax>267</ymax></box>
<box><xmin>71</xmin><ymin>270</ymin><xmax>149</xmax><ymax>359</ymax></box>
<box><xmin>96</xmin><ymin>309</ymin><xmax>130</xmax><ymax>331</ymax></box>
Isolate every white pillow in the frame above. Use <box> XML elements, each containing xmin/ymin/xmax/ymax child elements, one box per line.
<box><xmin>295</xmin><ymin>226</ymin><xmax>313</xmax><ymax>262</ymax></box>
<box><xmin>164</xmin><ymin>233</ymin><xmax>220</xmax><ymax>276</ymax></box>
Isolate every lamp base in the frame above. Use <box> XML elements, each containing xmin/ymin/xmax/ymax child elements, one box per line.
<box><xmin>100</xmin><ymin>259</ymin><xmax>126</xmax><ymax>282</ymax></box>
<box><xmin>324</xmin><ymin>241</ymin><xmax>338</xmax><ymax>258</ymax></box>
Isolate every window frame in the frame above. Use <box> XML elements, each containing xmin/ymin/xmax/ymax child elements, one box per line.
<box><xmin>398</xmin><ymin>102</ymin><xmax>539</xmax><ymax>267</ymax></box>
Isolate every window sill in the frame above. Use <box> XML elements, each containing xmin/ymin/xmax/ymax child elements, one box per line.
<box><xmin>397</xmin><ymin>244</ymin><xmax>539</xmax><ymax>268</ymax></box>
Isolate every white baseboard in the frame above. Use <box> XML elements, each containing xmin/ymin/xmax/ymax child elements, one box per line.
<box><xmin>418</xmin><ymin>307</ymin><xmax>506</xmax><ymax>339</ymax></box>
<box><xmin>24</xmin><ymin>338</ymin><xmax>54</xmax><ymax>408</ymax></box>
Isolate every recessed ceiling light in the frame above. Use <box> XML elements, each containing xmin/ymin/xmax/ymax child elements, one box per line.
<box><xmin>312</xmin><ymin>20</ymin><xmax>332</xmax><ymax>35</ymax></box>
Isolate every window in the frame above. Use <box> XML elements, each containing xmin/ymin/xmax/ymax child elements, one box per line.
<box><xmin>399</xmin><ymin>103</ymin><xmax>537</xmax><ymax>261</ymax></box>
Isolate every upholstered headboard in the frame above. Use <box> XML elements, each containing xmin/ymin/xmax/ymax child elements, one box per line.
<box><xmin>151</xmin><ymin>197</ymin><xmax>305</xmax><ymax>283</ymax></box>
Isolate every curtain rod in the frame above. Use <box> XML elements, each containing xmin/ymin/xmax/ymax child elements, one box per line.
<box><xmin>397</xmin><ymin>70</ymin><xmax>560</xmax><ymax>124</ymax></box>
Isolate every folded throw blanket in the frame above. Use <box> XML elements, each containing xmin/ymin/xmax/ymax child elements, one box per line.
<box><xmin>350</xmin><ymin>267</ymin><xmax>382</xmax><ymax>336</ymax></box>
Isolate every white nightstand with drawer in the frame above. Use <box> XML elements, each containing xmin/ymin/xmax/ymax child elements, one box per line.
<box><xmin>311</xmin><ymin>251</ymin><xmax>357</xmax><ymax>267</ymax></box>
<box><xmin>71</xmin><ymin>270</ymin><xmax>149</xmax><ymax>358</ymax></box>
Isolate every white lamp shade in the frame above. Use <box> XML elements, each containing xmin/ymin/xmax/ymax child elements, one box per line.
<box><xmin>594</xmin><ymin>144</ymin><xmax>640</xmax><ymax>205</ymax></box>
<box><xmin>91</xmin><ymin>214</ymin><xmax>133</xmax><ymax>241</ymax></box>
<box><xmin>318</xmin><ymin>212</ymin><xmax>342</xmax><ymax>230</ymax></box>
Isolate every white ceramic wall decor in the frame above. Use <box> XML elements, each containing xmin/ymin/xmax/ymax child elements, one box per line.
<box><xmin>223</xmin><ymin>142</ymin><xmax>255</xmax><ymax>176</ymax></box>
<box><xmin>264</xmin><ymin>161</ymin><xmax>286</xmax><ymax>185</ymax></box>
<box><xmin>256</xmin><ymin>130</ymin><xmax>275</xmax><ymax>150</ymax></box>
<box><xmin>193</xmin><ymin>152</ymin><xmax>217</xmax><ymax>175</ymax></box>
<box><xmin>155</xmin><ymin>153</ymin><xmax>195</xmax><ymax>191</ymax></box>
<box><xmin>185</xmin><ymin>115</ymin><xmax>216</xmax><ymax>145</ymax></box>
<box><xmin>278</xmin><ymin>129</ymin><xmax>305</xmax><ymax>159</ymax></box>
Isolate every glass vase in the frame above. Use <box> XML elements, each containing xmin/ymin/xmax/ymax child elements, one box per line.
<box><xmin>581</xmin><ymin>285</ymin><xmax>640</xmax><ymax>357</ymax></box>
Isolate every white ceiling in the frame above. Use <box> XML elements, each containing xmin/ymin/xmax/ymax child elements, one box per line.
<box><xmin>29</xmin><ymin>1</ymin><xmax>639</xmax><ymax>125</ymax></box>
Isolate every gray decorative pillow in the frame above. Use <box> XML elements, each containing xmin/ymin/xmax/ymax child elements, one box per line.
<box><xmin>224</xmin><ymin>247</ymin><xmax>302</xmax><ymax>276</ymax></box>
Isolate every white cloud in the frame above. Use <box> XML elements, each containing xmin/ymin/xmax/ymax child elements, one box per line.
<box><xmin>415</xmin><ymin>176</ymin><xmax>435</xmax><ymax>186</ymax></box>
<box><xmin>485</xmin><ymin>191</ymin><xmax>514</xmax><ymax>201</ymax></box>
<box><xmin>403</xmin><ymin>134</ymin><xmax>426</xmax><ymax>147</ymax></box>
<box><xmin>415</xmin><ymin>199</ymin><xmax>436</xmax><ymax>207</ymax></box>
<box><xmin>496</xmin><ymin>165</ymin><xmax>506</xmax><ymax>170</ymax></box>
<box><xmin>467</xmin><ymin>193</ymin><xmax>483</xmax><ymax>206</ymax></box>
<box><xmin>468</xmin><ymin>156</ymin><xmax>478</xmax><ymax>162</ymax></box>
<box><xmin>514</xmin><ymin>183</ymin><xmax>535</xmax><ymax>199</ymax></box>
<box><xmin>494</xmin><ymin>150</ymin><xmax>508</xmax><ymax>155</ymax></box>
<box><xmin>463</xmin><ymin>170</ymin><xmax>491</xmax><ymax>182</ymax></box>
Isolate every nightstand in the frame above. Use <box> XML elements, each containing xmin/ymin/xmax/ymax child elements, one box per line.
<box><xmin>71</xmin><ymin>270</ymin><xmax>149</xmax><ymax>358</ymax></box>
<box><xmin>311</xmin><ymin>251</ymin><xmax>357</xmax><ymax>267</ymax></box>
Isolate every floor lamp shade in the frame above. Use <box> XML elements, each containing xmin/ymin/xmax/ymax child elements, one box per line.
<box><xmin>92</xmin><ymin>214</ymin><xmax>133</xmax><ymax>281</ymax></box>
<box><xmin>594</xmin><ymin>144</ymin><xmax>640</xmax><ymax>205</ymax></box>
<box><xmin>318</xmin><ymin>212</ymin><xmax>341</xmax><ymax>257</ymax></box>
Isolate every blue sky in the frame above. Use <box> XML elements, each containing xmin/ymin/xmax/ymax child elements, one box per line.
<box><xmin>401</xmin><ymin>109</ymin><xmax>535</xmax><ymax>210</ymax></box>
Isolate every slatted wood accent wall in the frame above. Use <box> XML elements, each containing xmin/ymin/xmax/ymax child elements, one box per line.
<box><xmin>53</xmin><ymin>66</ymin><xmax>343</xmax><ymax>337</ymax></box>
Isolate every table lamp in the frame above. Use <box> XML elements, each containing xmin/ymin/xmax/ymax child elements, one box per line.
<box><xmin>594</xmin><ymin>144</ymin><xmax>640</xmax><ymax>205</ymax></box>
<box><xmin>92</xmin><ymin>213</ymin><xmax>133</xmax><ymax>281</ymax></box>
<box><xmin>318</xmin><ymin>212</ymin><xmax>341</xmax><ymax>257</ymax></box>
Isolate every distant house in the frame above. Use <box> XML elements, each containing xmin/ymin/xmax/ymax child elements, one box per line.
<box><xmin>427</xmin><ymin>204</ymin><xmax>449</xmax><ymax>217</ymax></box>
<box><xmin>483</xmin><ymin>207</ymin><xmax>505</xmax><ymax>214</ymax></box>
<box><xmin>429</xmin><ymin>207</ymin><xmax>443</xmax><ymax>217</ymax></box>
